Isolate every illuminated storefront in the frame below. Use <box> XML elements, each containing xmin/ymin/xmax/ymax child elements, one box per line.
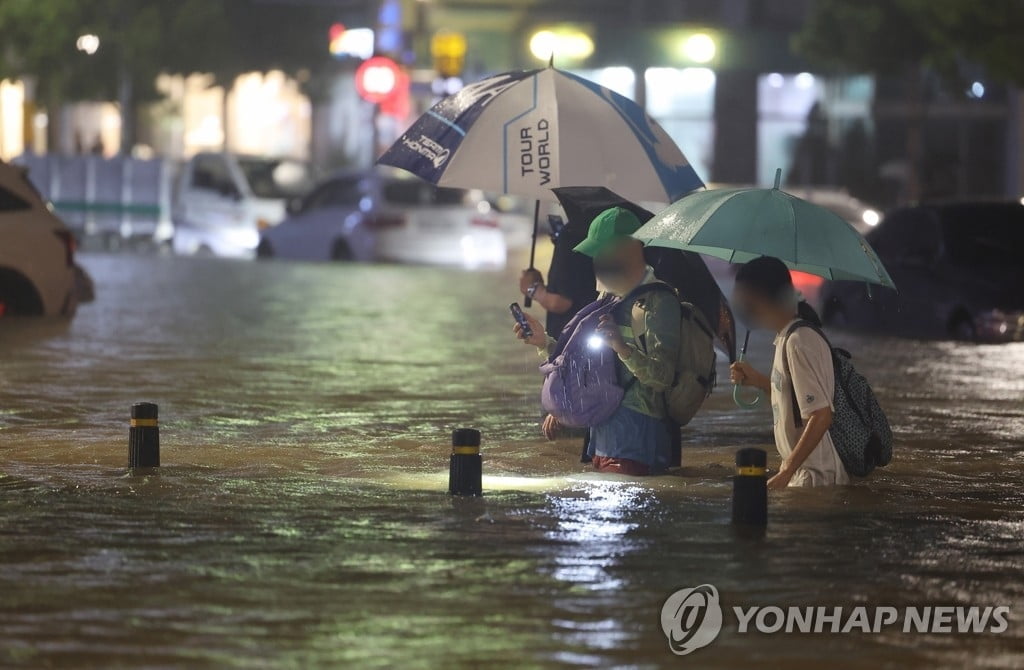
<box><xmin>151</xmin><ymin>71</ymin><xmax>311</xmax><ymax>160</ymax></box>
<box><xmin>0</xmin><ymin>80</ymin><xmax>25</xmax><ymax>160</ymax></box>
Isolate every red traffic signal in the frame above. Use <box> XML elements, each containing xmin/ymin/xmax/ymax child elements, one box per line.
<box><xmin>355</xmin><ymin>57</ymin><xmax>402</xmax><ymax>104</ymax></box>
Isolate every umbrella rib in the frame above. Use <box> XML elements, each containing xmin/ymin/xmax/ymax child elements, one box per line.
<box><xmin>501</xmin><ymin>75</ymin><xmax>540</xmax><ymax>193</ymax></box>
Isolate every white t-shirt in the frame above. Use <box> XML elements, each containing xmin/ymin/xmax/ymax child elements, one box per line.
<box><xmin>770</xmin><ymin>320</ymin><xmax>850</xmax><ymax>487</ymax></box>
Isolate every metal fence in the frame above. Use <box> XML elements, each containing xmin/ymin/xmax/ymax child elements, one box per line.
<box><xmin>16</xmin><ymin>154</ymin><xmax>174</xmax><ymax>243</ymax></box>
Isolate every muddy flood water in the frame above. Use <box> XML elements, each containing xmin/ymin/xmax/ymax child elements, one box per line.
<box><xmin>1</xmin><ymin>252</ymin><xmax>1023</xmax><ymax>669</ymax></box>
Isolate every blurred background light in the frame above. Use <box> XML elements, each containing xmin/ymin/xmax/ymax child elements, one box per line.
<box><xmin>529</xmin><ymin>28</ymin><xmax>594</xmax><ymax>62</ymax></box>
<box><xmin>678</xmin><ymin>67</ymin><xmax>716</xmax><ymax>93</ymax></box>
<box><xmin>682</xmin><ymin>32</ymin><xmax>716</xmax><ymax>64</ymax></box>
<box><xmin>795</xmin><ymin>72</ymin><xmax>815</xmax><ymax>89</ymax></box>
<box><xmin>76</xmin><ymin>34</ymin><xmax>100</xmax><ymax>55</ymax></box>
<box><xmin>328</xmin><ymin>24</ymin><xmax>374</xmax><ymax>60</ymax></box>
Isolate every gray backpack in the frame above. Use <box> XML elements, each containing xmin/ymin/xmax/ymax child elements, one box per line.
<box><xmin>628</xmin><ymin>283</ymin><xmax>717</xmax><ymax>426</ymax></box>
<box><xmin>781</xmin><ymin>321</ymin><xmax>893</xmax><ymax>477</ymax></box>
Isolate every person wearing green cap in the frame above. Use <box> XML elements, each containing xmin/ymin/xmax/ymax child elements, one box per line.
<box><xmin>514</xmin><ymin>206</ymin><xmax>682</xmax><ymax>475</ymax></box>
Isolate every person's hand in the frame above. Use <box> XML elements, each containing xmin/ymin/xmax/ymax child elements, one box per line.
<box><xmin>519</xmin><ymin>269</ymin><xmax>544</xmax><ymax>296</ymax></box>
<box><xmin>541</xmin><ymin>414</ymin><xmax>561</xmax><ymax>440</ymax></box>
<box><xmin>730</xmin><ymin>361</ymin><xmax>765</xmax><ymax>388</ymax></box>
<box><xmin>513</xmin><ymin>310</ymin><xmax>548</xmax><ymax>348</ymax></box>
<box><xmin>730</xmin><ymin>361</ymin><xmax>753</xmax><ymax>385</ymax></box>
<box><xmin>768</xmin><ymin>463</ymin><xmax>796</xmax><ymax>490</ymax></box>
<box><xmin>596</xmin><ymin>314</ymin><xmax>629</xmax><ymax>357</ymax></box>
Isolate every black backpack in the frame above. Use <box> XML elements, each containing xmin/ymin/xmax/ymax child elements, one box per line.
<box><xmin>781</xmin><ymin>321</ymin><xmax>893</xmax><ymax>477</ymax></box>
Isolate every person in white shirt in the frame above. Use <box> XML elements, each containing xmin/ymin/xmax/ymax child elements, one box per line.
<box><xmin>728</xmin><ymin>256</ymin><xmax>850</xmax><ymax>489</ymax></box>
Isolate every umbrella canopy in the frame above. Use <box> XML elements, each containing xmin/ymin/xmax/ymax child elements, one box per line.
<box><xmin>633</xmin><ymin>171</ymin><xmax>895</xmax><ymax>289</ymax></box>
<box><xmin>552</xmin><ymin>186</ymin><xmax>737</xmax><ymax>361</ymax></box>
<box><xmin>378</xmin><ymin>67</ymin><xmax>704</xmax><ymax>203</ymax></box>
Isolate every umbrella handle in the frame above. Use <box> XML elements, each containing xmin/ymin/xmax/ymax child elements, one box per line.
<box><xmin>732</xmin><ymin>351</ymin><xmax>762</xmax><ymax>409</ymax></box>
<box><xmin>524</xmin><ymin>200</ymin><xmax>541</xmax><ymax>308</ymax></box>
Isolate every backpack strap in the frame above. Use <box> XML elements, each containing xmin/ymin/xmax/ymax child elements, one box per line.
<box><xmin>780</xmin><ymin>320</ymin><xmax>831</xmax><ymax>429</ymax></box>
<box><xmin>612</xmin><ymin>281</ymin><xmax>680</xmax><ymax>395</ymax></box>
<box><xmin>612</xmin><ymin>281</ymin><xmax>672</xmax><ymax>353</ymax></box>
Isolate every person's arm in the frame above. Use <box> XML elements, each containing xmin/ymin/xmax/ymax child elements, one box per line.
<box><xmin>598</xmin><ymin>292</ymin><xmax>680</xmax><ymax>391</ymax></box>
<box><xmin>729</xmin><ymin>361</ymin><xmax>771</xmax><ymax>392</ymax></box>
<box><xmin>769</xmin><ymin>330</ymin><xmax>836</xmax><ymax>488</ymax></box>
<box><xmin>519</xmin><ymin>270</ymin><xmax>574</xmax><ymax>315</ymax></box>
<box><xmin>769</xmin><ymin>406</ymin><xmax>833</xmax><ymax>489</ymax></box>
<box><xmin>532</xmin><ymin>285</ymin><xmax>573</xmax><ymax>315</ymax></box>
<box><xmin>512</xmin><ymin>310</ymin><xmax>556</xmax><ymax>355</ymax></box>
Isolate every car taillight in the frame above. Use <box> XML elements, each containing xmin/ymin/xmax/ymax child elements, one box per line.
<box><xmin>790</xmin><ymin>270</ymin><xmax>823</xmax><ymax>288</ymax></box>
<box><xmin>470</xmin><ymin>217</ymin><xmax>499</xmax><ymax>229</ymax></box>
<box><xmin>368</xmin><ymin>214</ymin><xmax>406</xmax><ymax>228</ymax></box>
<box><xmin>53</xmin><ymin>230</ymin><xmax>76</xmax><ymax>267</ymax></box>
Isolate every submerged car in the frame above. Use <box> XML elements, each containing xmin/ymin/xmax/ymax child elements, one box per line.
<box><xmin>172</xmin><ymin>152</ymin><xmax>313</xmax><ymax>258</ymax></box>
<box><xmin>256</xmin><ymin>170</ymin><xmax>506</xmax><ymax>268</ymax></box>
<box><xmin>0</xmin><ymin>161</ymin><xmax>84</xmax><ymax>317</ymax></box>
<box><xmin>821</xmin><ymin>202</ymin><xmax>1024</xmax><ymax>342</ymax></box>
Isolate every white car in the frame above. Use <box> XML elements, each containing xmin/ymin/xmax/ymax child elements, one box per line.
<box><xmin>172</xmin><ymin>152</ymin><xmax>313</xmax><ymax>258</ymax></box>
<box><xmin>0</xmin><ymin>161</ymin><xmax>81</xmax><ymax>317</ymax></box>
<box><xmin>257</xmin><ymin>170</ymin><xmax>507</xmax><ymax>268</ymax></box>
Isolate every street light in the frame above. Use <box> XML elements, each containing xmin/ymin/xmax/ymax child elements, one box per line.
<box><xmin>76</xmin><ymin>34</ymin><xmax>100</xmax><ymax>55</ymax></box>
<box><xmin>528</xmin><ymin>28</ymin><xmax>594</xmax><ymax>63</ymax></box>
<box><xmin>682</xmin><ymin>33</ymin><xmax>716</xmax><ymax>64</ymax></box>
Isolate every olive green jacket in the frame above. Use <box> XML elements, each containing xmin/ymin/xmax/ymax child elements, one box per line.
<box><xmin>610</xmin><ymin>277</ymin><xmax>681</xmax><ymax>419</ymax></box>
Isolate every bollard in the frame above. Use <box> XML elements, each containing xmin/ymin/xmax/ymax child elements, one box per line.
<box><xmin>731</xmin><ymin>447</ymin><xmax>767</xmax><ymax>526</ymax></box>
<box><xmin>129</xmin><ymin>402</ymin><xmax>160</xmax><ymax>469</ymax></box>
<box><xmin>448</xmin><ymin>428</ymin><xmax>482</xmax><ymax>496</ymax></box>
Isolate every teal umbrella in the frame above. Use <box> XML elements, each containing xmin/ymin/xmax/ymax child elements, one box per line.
<box><xmin>633</xmin><ymin>169</ymin><xmax>895</xmax><ymax>408</ymax></box>
<box><xmin>632</xmin><ymin>169</ymin><xmax>895</xmax><ymax>289</ymax></box>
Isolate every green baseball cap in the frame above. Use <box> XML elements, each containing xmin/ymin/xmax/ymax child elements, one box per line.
<box><xmin>573</xmin><ymin>206</ymin><xmax>644</xmax><ymax>257</ymax></box>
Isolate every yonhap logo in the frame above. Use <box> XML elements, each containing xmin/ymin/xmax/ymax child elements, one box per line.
<box><xmin>658</xmin><ymin>584</ymin><xmax>1011</xmax><ymax>657</ymax></box>
<box><xmin>660</xmin><ymin>584</ymin><xmax>723</xmax><ymax>655</ymax></box>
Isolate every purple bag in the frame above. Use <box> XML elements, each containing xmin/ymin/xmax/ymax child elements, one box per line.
<box><xmin>540</xmin><ymin>294</ymin><xmax>624</xmax><ymax>428</ymax></box>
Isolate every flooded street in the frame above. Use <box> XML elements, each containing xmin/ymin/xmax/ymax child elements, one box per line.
<box><xmin>2</xmin><ymin>252</ymin><xmax>1023</xmax><ymax>669</ymax></box>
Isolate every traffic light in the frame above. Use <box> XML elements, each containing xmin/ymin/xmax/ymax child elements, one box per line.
<box><xmin>431</xmin><ymin>31</ymin><xmax>467</xmax><ymax>78</ymax></box>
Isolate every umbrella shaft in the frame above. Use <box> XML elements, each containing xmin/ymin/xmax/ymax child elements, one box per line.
<box><xmin>528</xmin><ymin>200</ymin><xmax>540</xmax><ymax>270</ymax></box>
<box><xmin>525</xmin><ymin>200</ymin><xmax>541</xmax><ymax>307</ymax></box>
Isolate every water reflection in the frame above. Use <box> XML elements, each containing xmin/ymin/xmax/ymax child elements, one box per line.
<box><xmin>0</xmin><ymin>253</ymin><xmax>1022</xmax><ymax>668</ymax></box>
<box><xmin>546</xmin><ymin>481</ymin><xmax>648</xmax><ymax>590</ymax></box>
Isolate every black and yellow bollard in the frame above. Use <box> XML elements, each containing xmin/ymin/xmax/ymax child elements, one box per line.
<box><xmin>128</xmin><ymin>402</ymin><xmax>160</xmax><ymax>469</ymax></box>
<box><xmin>448</xmin><ymin>428</ymin><xmax>482</xmax><ymax>496</ymax></box>
<box><xmin>731</xmin><ymin>447</ymin><xmax>767</xmax><ymax>526</ymax></box>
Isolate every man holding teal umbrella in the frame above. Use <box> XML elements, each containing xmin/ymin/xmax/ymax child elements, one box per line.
<box><xmin>632</xmin><ymin>170</ymin><xmax>895</xmax><ymax>487</ymax></box>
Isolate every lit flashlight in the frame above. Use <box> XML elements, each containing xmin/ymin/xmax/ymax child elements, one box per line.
<box><xmin>587</xmin><ymin>334</ymin><xmax>605</xmax><ymax>350</ymax></box>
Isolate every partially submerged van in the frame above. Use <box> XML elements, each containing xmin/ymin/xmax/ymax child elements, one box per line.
<box><xmin>171</xmin><ymin>153</ymin><xmax>313</xmax><ymax>258</ymax></box>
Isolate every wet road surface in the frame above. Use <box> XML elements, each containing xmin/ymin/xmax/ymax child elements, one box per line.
<box><xmin>1</xmin><ymin>252</ymin><xmax>1023</xmax><ymax>668</ymax></box>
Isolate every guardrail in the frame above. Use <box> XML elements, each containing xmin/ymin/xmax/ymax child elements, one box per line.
<box><xmin>16</xmin><ymin>154</ymin><xmax>173</xmax><ymax>243</ymax></box>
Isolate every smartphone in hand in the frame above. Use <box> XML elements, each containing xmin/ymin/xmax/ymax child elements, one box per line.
<box><xmin>548</xmin><ymin>214</ymin><xmax>566</xmax><ymax>243</ymax></box>
<box><xmin>509</xmin><ymin>302</ymin><xmax>533</xmax><ymax>339</ymax></box>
